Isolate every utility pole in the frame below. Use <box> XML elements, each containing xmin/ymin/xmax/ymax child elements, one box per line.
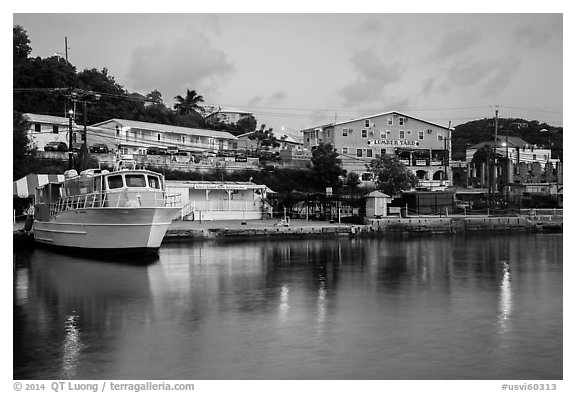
<box><xmin>65</xmin><ymin>37</ymin><xmax>69</xmax><ymax>63</ymax></box>
<box><xmin>83</xmin><ymin>101</ymin><xmax>88</xmax><ymax>169</ymax></box>
<box><xmin>493</xmin><ymin>106</ymin><xmax>499</xmax><ymax>211</ymax></box>
<box><xmin>68</xmin><ymin>108</ymin><xmax>74</xmax><ymax>169</ymax></box>
<box><xmin>445</xmin><ymin>120</ymin><xmax>451</xmax><ymax>186</ymax></box>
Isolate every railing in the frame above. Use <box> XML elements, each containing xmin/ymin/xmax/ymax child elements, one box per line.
<box><xmin>185</xmin><ymin>199</ymin><xmax>262</xmax><ymax>213</ymax></box>
<box><xmin>49</xmin><ymin>190</ymin><xmax>181</xmax><ymax>217</ymax></box>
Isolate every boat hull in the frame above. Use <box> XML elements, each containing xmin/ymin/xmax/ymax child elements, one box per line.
<box><xmin>33</xmin><ymin>207</ymin><xmax>180</xmax><ymax>254</ymax></box>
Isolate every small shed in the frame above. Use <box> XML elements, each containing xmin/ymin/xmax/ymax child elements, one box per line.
<box><xmin>365</xmin><ymin>190</ymin><xmax>392</xmax><ymax>218</ymax></box>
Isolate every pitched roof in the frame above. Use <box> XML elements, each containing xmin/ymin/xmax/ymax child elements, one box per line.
<box><xmin>365</xmin><ymin>190</ymin><xmax>391</xmax><ymax>198</ymax></box>
<box><xmin>91</xmin><ymin>118</ymin><xmax>237</xmax><ymax>139</ymax></box>
<box><xmin>23</xmin><ymin>113</ymin><xmax>76</xmax><ymax>126</ymax></box>
<box><xmin>237</xmin><ymin>131</ymin><xmax>300</xmax><ymax>144</ymax></box>
<box><xmin>301</xmin><ymin>111</ymin><xmax>452</xmax><ymax>132</ymax></box>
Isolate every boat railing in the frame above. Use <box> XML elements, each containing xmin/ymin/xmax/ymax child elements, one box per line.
<box><xmin>49</xmin><ymin>190</ymin><xmax>181</xmax><ymax>217</ymax></box>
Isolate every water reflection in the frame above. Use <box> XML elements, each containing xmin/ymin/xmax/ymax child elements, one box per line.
<box><xmin>14</xmin><ymin>233</ymin><xmax>562</xmax><ymax>380</ymax></box>
<box><xmin>61</xmin><ymin>312</ymin><xmax>82</xmax><ymax>379</ymax></box>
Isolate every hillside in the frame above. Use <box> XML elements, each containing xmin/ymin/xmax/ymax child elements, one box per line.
<box><xmin>452</xmin><ymin>118</ymin><xmax>562</xmax><ymax>161</ymax></box>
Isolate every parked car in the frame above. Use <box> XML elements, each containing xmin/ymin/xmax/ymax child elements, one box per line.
<box><xmin>89</xmin><ymin>143</ymin><xmax>110</xmax><ymax>154</ymax></box>
<box><xmin>44</xmin><ymin>141</ymin><xmax>68</xmax><ymax>152</ymax></box>
<box><xmin>235</xmin><ymin>153</ymin><xmax>248</xmax><ymax>162</ymax></box>
<box><xmin>146</xmin><ymin>146</ymin><xmax>167</xmax><ymax>155</ymax></box>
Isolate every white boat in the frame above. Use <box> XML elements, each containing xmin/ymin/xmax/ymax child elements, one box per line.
<box><xmin>32</xmin><ymin>157</ymin><xmax>181</xmax><ymax>256</ymax></box>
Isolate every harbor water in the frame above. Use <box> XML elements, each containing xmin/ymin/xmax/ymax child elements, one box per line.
<box><xmin>13</xmin><ymin>233</ymin><xmax>562</xmax><ymax>380</ymax></box>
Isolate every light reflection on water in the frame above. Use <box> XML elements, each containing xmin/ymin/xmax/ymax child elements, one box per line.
<box><xmin>13</xmin><ymin>233</ymin><xmax>562</xmax><ymax>380</ymax></box>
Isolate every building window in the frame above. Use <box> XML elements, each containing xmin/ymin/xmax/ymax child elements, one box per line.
<box><xmin>407</xmin><ymin>130</ymin><xmax>412</xmax><ymax>135</ymax></box>
<box><xmin>326</xmin><ymin>130</ymin><xmax>330</xmax><ymax>138</ymax></box>
<box><xmin>364</xmin><ymin>119</ymin><xmax>370</xmax><ymax>128</ymax></box>
<box><xmin>342</xmin><ymin>128</ymin><xmax>348</xmax><ymax>137</ymax></box>
<box><xmin>380</xmin><ymin>131</ymin><xmax>387</xmax><ymax>139</ymax></box>
<box><xmin>367</xmin><ymin>149</ymin><xmax>373</xmax><ymax>158</ymax></box>
<box><xmin>342</xmin><ymin>147</ymin><xmax>348</xmax><ymax>154</ymax></box>
<box><xmin>116</xmin><ymin>125</ymin><xmax>120</xmax><ymax>136</ymax></box>
<box><xmin>181</xmin><ymin>135</ymin><xmax>186</xmax><ymax>144</ymax></box>
<box><xmin>399</xmin><ymin>130</ymin><xmax>405</xmax><ymax>139</ymax></box>
<box><xmin>533</xmin><ymin>154</ymin><xmax>537</xmax><ymax>160</ymax></box>
<box><xmin>387</xmin><ymin>117</ymin><xmax>393</xmax><ymax>125</ymax></box>
<box><xmin>357</xmin><ymin>149</ymin><xmax>363</xmax><ymax>157</ymax></box>
<box><xmin>157</xmin><ymin>133</ymin><xmax>161</xmax><ymax>141</ymax></box>
<box><xmin>438</xmin><ymin>134</ymin><xmax>443</xmax><ymax>141</ymax></box>
<box><xmin>52</xmin><ymin>125</ymin><xmax>59</xmax><ymax>134</ymax></box>
<box><xmin>361</xmin><ymin>129</ymin><xmax>367</xmax><ymax>138</ymax></box>
<box><xmin>418</xmin><ymin>131</ymin><xmax>424</xmax><ymax>140</ymax></box>
<box><xmin>34</xmin><ymin>124</ymin><xmax>41</xmax><ymax>133</ymax></box>
<box><xmin>399</xmin><ymin>117</ymin><xmax>405</xmax><ymax>126</ymax></box>
<box><xmin>381</xmin><ymin>148</ymin><xmax>386</xmax><ymax>156</ymax></box>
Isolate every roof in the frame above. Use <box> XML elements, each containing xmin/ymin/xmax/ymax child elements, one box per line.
<box><xmin>91</xmin><ymin>118</ymin><xmax>237</xmax><ymax>140</ymax></box>
<box><xmin>13</xmin><ymin>174</ymin><xmax>65</xmax><ymax>198</ymax></box>
<box><xmin>205</xmin><ymin>108</ymin><xmax>253</xmax><ymax>118</ymax></box>
<box><xmin>301</xmin><ymin>111</ymin><xmax>453</xmax><ymax>132</ymax></box>
<box><xmin>365</xmin><ymin>190</ymin><xmax>391</xmax><ymax>198</ymax></box>
<box><xmin>237</xmin><ymin>131</ymin><xmax>300</xmax><ymax>144</ymax></box>
<box><xmin>23</xmin><ymin>113</ymin><xmax>76</xmax><ymax>126</ymax></box>
<box><xmin>165</xmin><ymin>180</ymin><xmax>265</xmax><ymax>191</ymax></box>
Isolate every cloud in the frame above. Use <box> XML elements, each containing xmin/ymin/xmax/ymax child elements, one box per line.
<box><xmin>357</xmin><ymin>19</ymin><xmax>384</xmax><ymax>34</ymax></box>
<box><xmin>421</xmin><ymin>78</ymin><xmax>435</xmax><ymax>96</ymax></box>
<box><xmin>447</xmin><ymin>57</ymin><xmax>521</xmax><ymax>97</ymax></box>
<box><xmin>433</xmin><ymin>31</ymin><xmax>481</xmax><ymax>59</ymax></box>
<box><xmin>247</xmin><ymin>91</ymin><xmax>287</xmax><ymax>107</ymax></box>
<box><xmin>127</xmin><ymin>31</ymin><xmax>234</xmax><ymax>103</ymax></box>
<box><xmin>339</xmin><ymin>49</ymin><xmax>402</xmax><ymax>106</ymax></box>
<box><xmin>514</xmin><ymin>22</ymin><xmax>562</xmax><ymax>48</ymax></box>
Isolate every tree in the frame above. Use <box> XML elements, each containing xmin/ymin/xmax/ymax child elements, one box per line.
<box><xmin>13</xmin><ymin>112</ymin><xmax>35</xmax><ymax>180</ymax></box>
<box><xmin>344</xmin><ymin>172</ymin><xmax>361</xmax><ymax>190</ymax></box>
<box><xmin>146</xmin><ymin>89</ymin><xmax>163</xmax><ymax>105</ymax></box>
<box><xmin>367</xmin><ymin>154</ymin><xmax>418</xmax><ymax>196</ymax></box>
<box><xmin>174</xmin><ymin>89</ymin><xmax>204</xmax><ymax>116</ymax></box>
<box><xmin>309</xmin><ymin>143</ymin><xmax>347</xmax><ymax>191</ymax></box>
<box><xmin>13</xmin><ymin>25</ymin><xmax>31</xmax><ymax>61</ymax></box>
<box><xmin>235</xmin><ymin>115</ymin><xmax>257</xmax><ymax>135</ymax></box>
<box><xmin>248</xmin><ymin>124</ymin><xmax>279</xmax><ymax>153</ymax></box>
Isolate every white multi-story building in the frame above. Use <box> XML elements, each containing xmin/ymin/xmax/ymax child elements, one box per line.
<box><xmin>22</xmin><ymin>113</ymin><xmax>82</xmax><ymax>150</ymax></box>
<box><xmin>301</xmin><ymin>111</ymin><xmax>453</xmax><ymax>189</ymax></box>
<box><xmin>89</xmin><ymin>118</ymin><xmax>237</xmax><ymax>155</ymax></box>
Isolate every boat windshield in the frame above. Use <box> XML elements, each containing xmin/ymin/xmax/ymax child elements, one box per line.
<box><xmin>125</xmin><ymin>174</ymin><xmax>146</xmax><ymax>187</ymax></box>
<box><xmin>107</xmin><ymin>175</ymin><xmax>124</xmax><ymax>189</ymax></box>
<box><xmin>148</xmin><ymin>175</ymin><xmax>161</xmax><ymax>189</ymax></box>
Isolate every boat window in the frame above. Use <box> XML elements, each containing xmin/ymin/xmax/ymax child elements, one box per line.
<box><xmin>148</xmin><ymin>175</ymin><xmax>161</xmax><ymax>189</ymax></box>
<box><xmin>107</xmin><ymin>175</ymin><xmax>124</xmax><ymax>189</ymax></box>
<box><xmin>125</xmin><ymin>174</ymin><xmax>146</xmax><ymax>187</ymax></box>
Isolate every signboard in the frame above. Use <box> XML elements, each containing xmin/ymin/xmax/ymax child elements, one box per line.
<box><xmin>415</xmin><ymin>160</ymin><xmax>427</xmax><ymax>166</ymax></box>
<box><xmin>326</xmin><ymin>187</ymin><xmax>333</xmax><ymax>196</ymax></box>
<box><xmin>367</xmin><ymin>139</ymin><xmax>420</xmax><ymax>147</ymax></box>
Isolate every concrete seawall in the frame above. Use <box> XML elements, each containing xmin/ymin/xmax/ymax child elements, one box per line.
<box><xmin>364</xmin><ymin>216</ymin><xmax>540</xmax><ymax>234</ymax></box>
<box><xmin>14</xmin><ymin>215</ymin><xmax>561</xmax><ymax>248</ymax></box>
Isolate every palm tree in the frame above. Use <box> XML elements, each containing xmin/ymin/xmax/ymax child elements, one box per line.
<box><xmin>173</xmin><ymin>89</ymin><xmax>205</xmax><ymax>116</ymax></box>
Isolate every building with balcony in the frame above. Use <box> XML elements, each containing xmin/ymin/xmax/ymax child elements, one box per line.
<box><xmin>89</xmin><ymin>118</ymin><xmax>237</xmax><ymax>155</ymax></box>
<box><xmin>301</xmin><ymin>111</ymin><xmax>452</xmax><ymax>189</ymax></box>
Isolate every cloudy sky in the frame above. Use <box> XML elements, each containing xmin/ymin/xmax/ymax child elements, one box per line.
<box><xmin>13</xmin><ymin>12</ymin><xmax>563</xmax><ymax>136</ymax></box>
